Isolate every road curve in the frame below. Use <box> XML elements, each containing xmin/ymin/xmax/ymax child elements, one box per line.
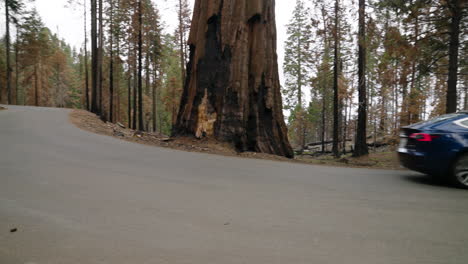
<box><xmin>1</xmin><ymin>105</ymin><xmax>468</xmax><ymax>264</ymax></box>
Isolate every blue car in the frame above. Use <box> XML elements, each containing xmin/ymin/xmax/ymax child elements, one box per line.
<box><xmin>398</xmin><ymin>112</ymin><xmax>468</xmax><ymax>189</ymax></box>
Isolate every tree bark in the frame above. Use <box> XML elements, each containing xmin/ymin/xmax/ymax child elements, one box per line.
<box><xmin>97</xmin><ymin>0</ymin><xmax>104</xmax><ymax>118</ymax></box>
<box><xmin>354</xmin><ymin>0</ymin><xmax>369</xmax><ymax>157</ymax></box>
<box><xmin>15</xmin><ymin>39</ymin><xmax>19</xmax><ymax>105</ymax></box>
<box><xmin>145</xmin><ymin>54</ymin><xmax>150</xmax><ymax>96</ymax></box>
<box><xmin>178</xmin><ymin>0</ymin><xmax>186</xmax><ymax>85</ymax></box>
<box><xmin>84</xmin><ymin>0</ymin><xmax>90</xmax><ymax>110</ymax></box>
<box><xmin>109</xmin><ymin>0</ymin><xmax>114</xmax><ymax>123</ymax></box>
<box><xmin>321</xmin><ymin>96</ymin><xmax>326</xmax><ymax>153</ymax></box>
<box><xmin>409</xmin><ymin>2</ymin><xmax>419</xmax><ymax>123</ymax></box>
<box><xmin>464</xmin><ymin>78</ymin><xmax>468</xmax><ymax>110</ymax></box>
<box><xmin>5</xmin><ymin>0</ymin><xmax>12</xmax><ymax>104</ymax></box>
<box><xmin>137</xmin><ymin>0</ymin><xmax>144</xmax><ymax>131</ymax></box>
<box><xmin>115</xmin><ymin>0</ymin><xmax>121</xmax><ymax>123</ymax></box>
<box><xmin>91</xmin><ymin>0</ymin><xmax>99</xmax><ymax>114</ymax></box>
<box><xmin>332</xmin><ymin>0</ymin><xmax>341</xmax><ymax>158</ymax></box>
<box><xmin>446</xmin><ymin>0</ymin><xmax>461</xmax><ymax>114</ymax></box>
<box><xmin>320</xmin><ymin>6</ymin><xmax>328</xmax><ymax>154</ymax></box>
<box><xmin>152</xmin><ymin>69</ymin><xmax>157</xmax><ymax>133</ymax></box>
<box><xmin>34</xmin><ymin>64</ymin><xmax>38</xmax><ymax>106</ymax></box>
<box><xmin>296</xmin><ymin>3</ymin><xmax>304</xmax><ymax>152</ymax></box>
<box><xmin>132</xmin><ymin>55</ymin><xmax>137</xmax><ymax>130</ymax></box>
<box><xmin>128</xmin><ymin>75</ymin><xmax>132</xmax><ymax>127</ymax></box>
<box><xmin>174</xmin><ymin>0</ymin><xmax>293</xmax><ymax>158</ymax></box>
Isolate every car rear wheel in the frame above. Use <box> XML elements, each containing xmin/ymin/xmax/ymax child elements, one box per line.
<box><xmin>452</xmin><ymin>154</ymin><xmax>468</xmax><ymax>189</ymax></box>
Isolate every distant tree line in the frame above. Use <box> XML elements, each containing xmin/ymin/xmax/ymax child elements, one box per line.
<box><xmin>0</xmin><ymin>0</ymin><xmax>191</xmax><ymax>136</ymax></box>
<box><xmin>84</xmin><ymin>0</ymin><xmax>191</xmax><ymax>134</ymax></box>
<box><xmin>0</xmin><ymin>1</ymin><xmax>82</xmax><ymax>107</ymax></box>
<box><xmin>0</xmin><ymin>0</ymin><xmax>466</xmax><ymax>158</ymax></box>
<box><xmin>283</xmin><ymin>0</ymin><xmax>467</xmax><ymax>157</ymax></box>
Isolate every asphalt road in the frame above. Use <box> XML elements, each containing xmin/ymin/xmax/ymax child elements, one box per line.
<box><xmin>1</xmin><ymin>105</ymin><xmax>468</xmax><ymax>264</ymax></box>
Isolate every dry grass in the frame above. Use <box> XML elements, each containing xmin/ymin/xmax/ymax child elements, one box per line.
<box><xmin>69</xmin><ymin>109</ymin><xmax>403</xmax><ymax>170</ymax></box>
<box><xmin>296</xmin><ymin>151</ymin><xmax>402</xmax><ymax>170</ymax></box>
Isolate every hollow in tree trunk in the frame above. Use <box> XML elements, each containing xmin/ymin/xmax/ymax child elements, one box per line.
<box><xmin>174</xmin><ymin>0</ymin><xmax>293</xmax><ymax>158</ymax></box>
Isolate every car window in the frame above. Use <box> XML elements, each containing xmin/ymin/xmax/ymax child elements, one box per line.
<box><xmin>413</xmin><ymin>113</ymin><xmax>462</xmax><ymax>127</ymax></box>
<box><xmin>454</xmin><ymin>117</ymin><xmax>468</xmax><ymax>129</ymax></box>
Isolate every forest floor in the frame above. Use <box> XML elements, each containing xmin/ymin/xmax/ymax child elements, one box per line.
<box><xmin>296</xmin><ymin>151</ymin><xmax>401</xmax><ymax>170</ymax></box>
<box><xmin>70</xmin><ymin>109</ymin><xmax>403</xmax><ymax>170</ymax></box>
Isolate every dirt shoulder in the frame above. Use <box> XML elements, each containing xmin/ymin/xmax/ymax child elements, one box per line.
<box><xmin>296</xmin><ymin>151</ymin><xmax>402</xmax><ymax>170</ymax></box>
<box><xmin>0</xmin><ymin>106</ymin><xmax>6</xmax><ymax>111</ymax></box>
<box><xmin>69</xmin><ymin>109</ymin><xmax>288</xmax><ymax>161</ymax></box>
<box><xmin>69</xmin><ymin>109</ymin><xmax>403</xmax><ymax>170</ymax></box>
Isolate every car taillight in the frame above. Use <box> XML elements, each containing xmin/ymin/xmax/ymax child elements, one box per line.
<box><xmin>409</xmin><ymin>133</ymin><xmax>440</xmax><ymax>142</ymax></box>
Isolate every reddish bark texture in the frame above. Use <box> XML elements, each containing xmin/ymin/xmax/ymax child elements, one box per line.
<box><xmin>174</xmin><ymin>0</ymin><xmax>293</xmax><ymax>158</ymax></box>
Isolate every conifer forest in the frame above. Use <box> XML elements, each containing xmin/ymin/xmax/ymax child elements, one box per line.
<box><xmin>0</xmin><ymin>0</ymin><xmax>466</xmax><ymax>158</ymax></box>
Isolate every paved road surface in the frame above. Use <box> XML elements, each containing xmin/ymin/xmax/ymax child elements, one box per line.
<box><xmin>1</xmin><ymin>105</ymin><xmax>468</xmax><ymax>264</ymax></box>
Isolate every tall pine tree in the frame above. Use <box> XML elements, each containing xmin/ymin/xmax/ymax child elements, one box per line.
<box><xmin>283</xmin><ymin>0</ymin><xmax>314</xmax><ymax>152</ymax></box>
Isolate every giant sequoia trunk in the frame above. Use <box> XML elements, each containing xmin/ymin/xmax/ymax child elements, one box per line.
<box><xmin>174</xmin><ymin>0</ymin><xmax>293</xmax><ymax>158</ymax></box>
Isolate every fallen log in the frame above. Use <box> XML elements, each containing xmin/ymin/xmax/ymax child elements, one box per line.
<box><xmin>306</xmin><ymin>139</ymin><xmax>353</xmax><ymax>147</ymax></box>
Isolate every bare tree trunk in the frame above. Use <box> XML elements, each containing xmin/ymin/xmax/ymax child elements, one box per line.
<box><xmin>332</xmin><ymin>0</ymin><xmax>341</xmax><ymax>158</ymax></box>
<box><xmin>115</xmin><ymin>0</ymin><xmax>122</xmax><ymax>122</ymax></box>
<box><xmin>15</xmin><ymin>37</ymin><xmax>19</xmax><ymax>105</ymax></box>
<box><xmin>91</xmin><ymin>0</ymin><xmax>99</xmax><ymax>114</ymax></box>
<box><xmin>109</xmin><ymin>0</ymin><xmax>114</xmax><ymax>123</ymax></box>
<box><xmin>34</xmin><ymin>65</ymin><xmax>38</xmax><ymax>106</ymax></box>
<box><xmin>446</xmin><ymin>0</ymin><xmax>461</xmax><ymax>113</ymax></box>
<box><xmin>5</xmin><ymin>0</ymin><xmax>12</xmax><ymax>104</ymax></box>
<box><xmin>464</xmin><ymin>78</ymin><xmax>468</xmax><ymax>110</ymax></box>
<box><xmin>393</xmin><ymin>62</ymin><xmax>399</xmax><ymax>134</ymax></box>
<box><xmin>145</xmin><ymin>54</ymin><xmax>150</xmax><ymax>96</ymax></box>
<box><xmin>322</xmin><ymin>97</ymin><xmax>326</xmax><ymax>153</ymax></box>
<box><xmin>98</xmin><ymin>0</ymin><xmax>104</xmax><ymax>118</ymax></box>
<box><xmin>84</xmin><ymin>0</ymin><xmax>90</xmax><ymax>110</ymax></box>
<box><xmin>127</xmin><ymin>75</ymin><xmax>132</xmax><ymax>127</ymax></box>
<box><xmin>379</xmin><ymin>88</ymin><xmax>386</xmax><ymax>133</ymax></box>
<box><xmin>132</xmin><ymin>56</ymin><xmax>137</xmax><ymax>130</ymax></box>
<box><xmin>354</xmin><ymin>0</ymin><xmax>369</xmax><ymax>157</ymax></box>
<box><xmin>296</xmin><ymin>5</ymin><xmax>304</xmax><ymax>153</ymax></box>
<box><xmin>174</xmin><ymin>0</ymin><xmax>293</xmax><ymax>158</ymax></box>
<box><xmin>379</xmin><ymin>11</ymin><xmax>390</xmax><ymax>134</ymax></box>
<box><xmin>343</xmin><ymin>95</ymin><xmax>348</xmax><ymax>154</ymax></box>
<box><xmin>137</xmin><ymin>0</ymin><xmax>144</xmax><ymax>131</ymax></box>
<box><xmin>408</xmin><ymin>4</ymin><xmax>419</xmax><ymax>123</ymax></box>
<box><xmin>320</xmin><ymin>7</ymin><xmax>328</xmax><ymax>154</ymax></box>
<box><xmin>152</xmin><ymin>69</ymin><xmax>157</xmax><ymax>133</ymax></box>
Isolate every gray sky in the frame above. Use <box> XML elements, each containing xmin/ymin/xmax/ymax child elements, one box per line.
<box><xmin>34</xmin><ymin>0</ymin><xmax>84</xmax><ymax>48</ymax></box>
<box><xmin>27</xmin><ymin>0</ymin><xmax>293</xmax><ymax>84</ymax></box>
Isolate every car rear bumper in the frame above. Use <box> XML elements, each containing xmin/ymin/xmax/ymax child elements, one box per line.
<box><xmin>398</xmin><ymin>149</ymin><xmax>452</xmax><ymax>176</ymax></box>
<box><xmin>398</xmin><ymin>151</ymin><xmax>429</xmax><ymax>174</ymax></box>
